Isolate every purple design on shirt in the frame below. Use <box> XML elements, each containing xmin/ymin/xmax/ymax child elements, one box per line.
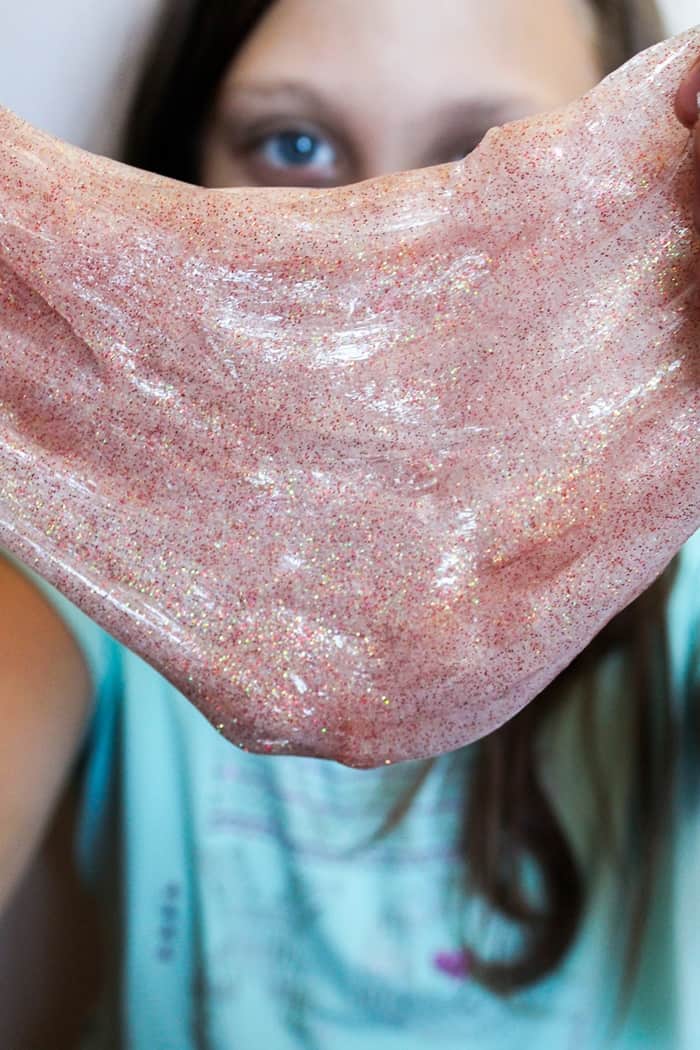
<box><xmin>433</xmin><ymin>949</ymin><xmax>472</xmax><ymax>979</ymax></box>
<box><xmin>155</xmin><ymin>881</ymin><xmax>182</xmax><ymax>962</ymax></box>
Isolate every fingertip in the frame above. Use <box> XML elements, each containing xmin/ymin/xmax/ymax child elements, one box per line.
<box><xmin>675</xmin><ymin>56</ymin><xmax>700</xmax><ymax>129</ymax></box>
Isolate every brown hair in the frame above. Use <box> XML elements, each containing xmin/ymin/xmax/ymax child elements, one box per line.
<box><xmin>121</xmin><ymin>0</ymin><xmax>685</xmax><ymax>1033</ymax></box>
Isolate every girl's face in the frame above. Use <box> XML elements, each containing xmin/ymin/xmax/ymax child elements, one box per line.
<box><xmin>199</xmin><ymin>0</ymin><xmax>603</xmax><ymax>189</ymax></box>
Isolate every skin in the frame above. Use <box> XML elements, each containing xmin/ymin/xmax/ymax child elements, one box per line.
<box><xmin>676</xmin><ymin>53</ymin><xmax>700</xmax><ymax>232</ymax></box>
<box><xmin>199</xmin><ymin>0</ymin><xmax>700</xmax><ymax>232</ymax></box>
<box><xmin>199</xmin><ymin>0</ymin><xmax>604</xmax><ymax>189</ymax></box>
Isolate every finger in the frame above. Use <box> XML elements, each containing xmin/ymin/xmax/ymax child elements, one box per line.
<box><xmin>674</xmin><ymin>53</ymin><xmax>700</xmax><ymax>128</ymax></box>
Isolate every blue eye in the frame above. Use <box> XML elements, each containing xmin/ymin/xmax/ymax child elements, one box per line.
<box><xmin>256</xmin><ymin>130</ymin><xmax>337</xmax><ymax>171</ymax></box>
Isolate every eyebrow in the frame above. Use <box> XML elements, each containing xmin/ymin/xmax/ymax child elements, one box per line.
<box><xmin>222</xmin><ymin>79</ymin><xmax>536</xmax><ymax>136</ymax></box>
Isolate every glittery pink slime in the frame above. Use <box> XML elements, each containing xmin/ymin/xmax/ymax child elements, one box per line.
<box><xmin>0</xmin><ymin>29</ymin><xmax>699</xmax><ymax>767</ymax></box>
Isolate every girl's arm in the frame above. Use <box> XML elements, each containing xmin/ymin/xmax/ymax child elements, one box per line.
<box><xmin>0</xmin><ymin>554</ymin><xmax>93</xmax><ymax>920</ymax></box>
<box><xmin>0</xmin><ymin>555</ymin><xmax>98</xmax><ymax>1046</ymax></box>
<box><xmin>0</xmin><ymin>771</ymin><xmax>101</xmax><ymax>1049</ymax></box>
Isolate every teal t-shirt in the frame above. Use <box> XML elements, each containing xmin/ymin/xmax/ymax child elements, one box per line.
<box><xmin>3</xmin><ymin>532</ymin><xmax>700</xmax><ymax>1049</ymax></box>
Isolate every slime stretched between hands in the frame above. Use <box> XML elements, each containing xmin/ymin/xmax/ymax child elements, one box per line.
<box><xmin>0</xmin><ymin>28</ymin><xmax>699</xmax><ymax>767</ymax></box>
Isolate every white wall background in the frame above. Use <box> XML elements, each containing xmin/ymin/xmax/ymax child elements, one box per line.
<box><xmin>0</xmin><ymin>0</ymin><xmax>166</xmax><ymax>153</ymax></box>
<box><xmin>665</xmin><ymin>0</ymin><xmax>700</xmax><ymax>32</ymax></box>
<box><xmin>0</xmin><ymin>0</ymin><xmax>697</xmax><ymax>154</ymax></box>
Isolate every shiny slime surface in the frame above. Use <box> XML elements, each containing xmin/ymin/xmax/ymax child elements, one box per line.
<box><xmin>0</xmin><ymin>29</ymin><xmax>699</xmax><ymax>767</ymax></box>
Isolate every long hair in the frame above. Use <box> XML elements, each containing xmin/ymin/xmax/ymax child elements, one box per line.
<box><xmin>120</xmin><ymin>0</ymin><xmax>684</xmax><ymax>1030</ymax></box>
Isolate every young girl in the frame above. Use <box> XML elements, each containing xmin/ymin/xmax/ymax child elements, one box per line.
<box><xmin>1</xmin><ymin>1</ymin><xmax>699</xmax><ymax>1047</ymax></box>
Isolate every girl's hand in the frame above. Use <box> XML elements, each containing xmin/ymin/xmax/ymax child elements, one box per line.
<box><xmin>675</xmin><ymin>54</ymin><xmax>700</xmax><ymax>231</ymax></box>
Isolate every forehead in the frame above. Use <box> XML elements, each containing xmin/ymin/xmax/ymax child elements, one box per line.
<box><xmin>219</xmin><ymin>0</ymin><xmax>602</xmax><ymax>115</ymax></box>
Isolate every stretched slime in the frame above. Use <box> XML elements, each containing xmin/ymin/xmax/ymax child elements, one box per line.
<box><xmin>0</xmin><ymin>29</ymin><xmax>699</xmax><ymax>767</ymax></box>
